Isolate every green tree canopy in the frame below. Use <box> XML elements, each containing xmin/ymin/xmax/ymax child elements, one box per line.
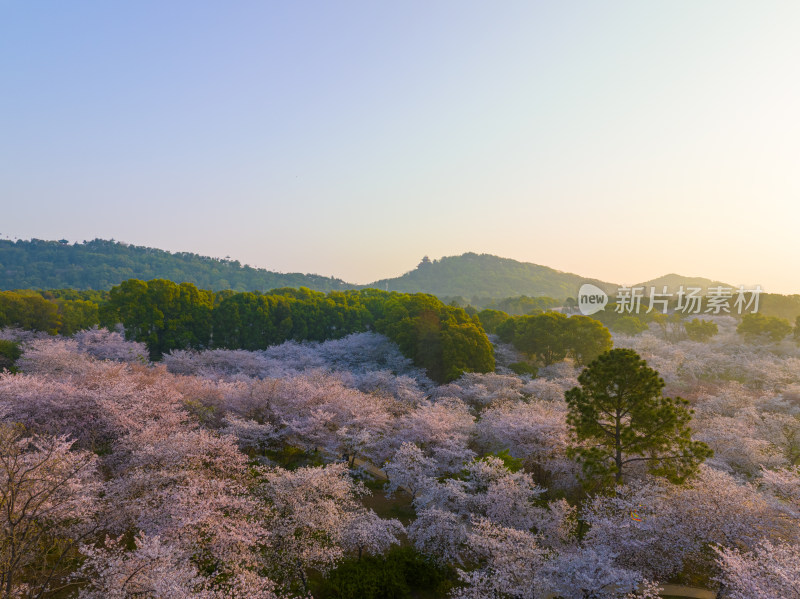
<box><xmin>565</xmin><ymin>349</ymin><xmax>712</xmax><ymax>487</ymax></box>
<box><xmin>372</xmin><ymin>292</ymin><xmax>494</xmax><ymax>382</ymax></box>
<box><xmin>512</xmin><ymin>312</ymin><xmax>570</xmax><ymax>366</ymax></box>
<box><xmin>102</xmin><ymin>281</ymin><xmax>494</xmax><ymax>383</ymax></box>
<box><xmin>103</xmin><ymin>279</ymin><xmax>213</xmax><ymax>358</ymax></box>
<box><xmin>684</xmin><ymin>318</ymin><xmax>719</xmax><ymax>342</ymax></box>
<box><xmin>0</xmin><ymin>340</ymin><xmax>21</xmax><ymax>372</ymax></box>
<box><xmin>476</xmin><ymin>309</ymin><xmax>510</xmax><ymax>334</ymax></box>
<box><xmin>499</xmin><ymin>312</ymin><xmax>612</xmax><ymax>367</ymax></box>
<box><xmin>0</xmin><ymin>291</ymin><xmax>61</xmax><ymax>334</ymax></box>
<box><xmin>56</xmin><ymin>299</ymin><xmax>100</xmax><ymax>335</ymax></box>
<box><xmin>612</xmin><ymin>315</ymin><xmax>648</xmax><ymax>336</ymax></box>
<box><xmin>737</xmin><ymin>313</ymin><xmax>792</xmax><ymax>343</ymax></box>
<box><xmin>565</xmin><ymin>315</ymin><xmax>612</xmax><ymax>366</ymax></box>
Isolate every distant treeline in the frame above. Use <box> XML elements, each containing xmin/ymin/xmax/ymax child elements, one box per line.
<box><xmin>0</xmin><ymin>238</ymin><xmax>350</xmax><ymax>292</ymax></box>
<box><xmin>0</xmin><ymin>280</ymin><xmax>494</xmax><ymax>383</ymax></box>
<box><xmin>451</xmin><ymin>292</ymin><xmax>800</xmax><ymax>323</ymax></box>
<box><xmin>444</xmin><ymin>295</ymin><xmax>561</xmax><ymax>315</ymax></box>
<box><xmin>6</xmin><ymin>275</ymin><xmax>800</xmax><ymax>381</ymax></box>
<box><xmin>583</xmin><ymin>294</ymin><xmax>800</xmax><ymax>336</ymax></box>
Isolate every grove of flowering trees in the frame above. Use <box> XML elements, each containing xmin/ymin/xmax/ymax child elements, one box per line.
<box><xmin>0</xmin><ymin>316</ymin><xmax>798</xmax><ymax>598</ymax></box>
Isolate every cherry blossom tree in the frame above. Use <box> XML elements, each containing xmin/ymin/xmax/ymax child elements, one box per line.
<box><xmin>391</xmin><ymin>397</ymin><xmax>476</xmax><ymax>473</ymax></box>
<box><xmin>432</xmin><ymin>372</ymin><xmax>525</xmax><ymax>410</ymax></box>
<box><xmin>164</xmin><ymin>332</ymin><xmax>430</xmax><ymax>383</ymax></box>
<box><xmin>79</xmin><ymin>532</ymin><xmax>282</xmax><ymax>599</ymax></box>
<box><xmin>761</xmin><ymin>465</ymin><xmax>800</xmax><ymax>517</ymax></box>
<box><xmin>460</xmin><ymin>457</ymin><xmax>545</xmax><ymax>530</ymax></box>
<box><xmin>345</xmin><ymin>369</ymin><xmax>427</xmax><ymax>404</ymax></box>
<box><xmin>73</xmin><ymin>326</ymin><xmax>148</xmax><ymax>362</ymax></box>
<box><xmin>340</xmin><ymin>508</ymin><xmax>404</xmax><ymax>560</ymax></box>
<box><xmin>582</xmin><ymin>466</ymin><xmax>794</xmax><ymax>579</ymax></box>
<box><xmin>93</xmin><ymin>371</ymin><xmax>275</xmax><ymax>590</ymax></box>
<box><xmin>274</xmin><ymin>374</ymin><xmax>395</xmax><ymax>465</ymax></box>
<box><xmin>15</xmin><ymin>337</ymin><xmax>94</xmax><ymax>376</ymax></box>
<box><xmin>522</xmin><ymin>371</ymin><xmax>579</xmax><ymax>400</ymax></box>
<box><xmin>103</xmin><ymin>424</ymin><xmax>271</xmax><ymax>568</ymax></box>
<box><xmin>758</xmin><ymin>411</ymin><xmax>800</xmax><ymax>466</ymax></box>
<box><xmin>407</xmin><ymin>508</ymin><xmax>469</xmax><ymax>566</ymax></box>
<box><xmin>383</xmin><ymin>442</ymin><xmax>438</xmax><ymax>499</ymax></box>
<box><xmin>0</xmin><ymin>372</ymin><xmax>116</xmax><ymax>451</ymax></box>
<box><xmin>0</xmin><ymin>424</ymin><xmax>99</xmax><ymax>598</ymax></box>
<box><xmin>79</xmin><ymin>533</ymin><xmax>214</xmax><ymax>599</ymax></box>
<box><xmin>452</xmin><ymin>518</ymin><xmax>550</xmax><ymax>599</ymax></box>
<box><xmin>476</xmin><ymin>399</ymin><xmax>575</xmax><ymax>486</ymax></box>
<box><xmin>164</xmin><ymin>347</ymin><xmax>283</xmax><ymax>379</ymax></box>
<box><xmin>409</xmin><ymin>456</ymin><xmax>575</xmax><ymax>566</ymax></box>
<box><xmin>714</xmin><ymin>540</ymin><xmax>800</xmax><ymax>599</ymax></box>
<box><xmin>257</xmin><ymin>463</ymin><xmax>402</xmax><ymax>593</ymax></box>
<box><xmin>221</xmin><ymin>415</ymin><xmax>277</xmax><ymax>455</ymax></box>
<box><xmin>0</xmin><ymin>327</ymin><xmax>51</xmax><ymax>344</ymax></box>
<box><xmin>694</xmin><ymin>410</ymin><xmax>784</xmax><ymax>475</ymax></box>
<box><xmin>537</xmin><ymin>546</ymin><xmax>662</xmax><ymax>599</ymax></box>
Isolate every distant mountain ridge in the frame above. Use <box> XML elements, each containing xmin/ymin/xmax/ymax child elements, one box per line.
<box><xmin>0</xmin><ymin>239</ymin><xmax>351</xmax><ymax>292</ymax></box>
<box><xmin>1</xmin><ymin>238</ymin><xmax>750</xmax><ymax>301</ymax></box>
<box><xmin>367</xmin><ymin>253</ymin><xmax>617</xmax><ymax>300</ymax></box>
<box><xmin>633</xmin><ymin>273</ymin><xmax>733</xmax><ymax>294</ymax></box>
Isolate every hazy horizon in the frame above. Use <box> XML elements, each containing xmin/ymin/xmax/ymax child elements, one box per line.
<box><xmin>3</xmin><ymin>2</ymin><xmax>799</xmax><ymax>293</ymax></box>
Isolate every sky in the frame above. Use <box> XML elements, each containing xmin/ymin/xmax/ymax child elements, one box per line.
<box><xmin>2</xmin><ymin>1</ymin><xmax>799</xmax><ymax>292</ymax></box>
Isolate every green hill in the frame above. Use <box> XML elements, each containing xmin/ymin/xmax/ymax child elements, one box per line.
<box><xmin>0</xmin><ymin>241</ymin><xmax>618</xmax><ymax>299</ymax></box>
<box><xmin>0</xmin><ymin>239</ymin><xmax>351</xmax><ymax>292</ymax></box>
<box><xmin>3</xmin><ymin>240</ymin><xmax>771</xmax><ymax>308</ymax></box>
<box><xmin>633</xmin><ymin>273</ymin><xmax>733</xmax><ymax>294</ymax></box>
<box><xmin>367</xmin><ymin>253</ymin><xmax>617</xmax><ymax>301</ymax></box>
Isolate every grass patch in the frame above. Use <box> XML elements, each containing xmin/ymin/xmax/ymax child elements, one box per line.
<box><xmin>312</xmin><ymin>546</ymin><xmax>455</xmax><ymax>599</ymax></box>
<box><xmin>362</xmin><ymin>489</ymin><xmax>416</xmax><ymax>524</ymax></box>
<box><xmin>264</xmin><ymin>445</ymin><xmax>327</xmax><ymax>470</ymax></box>
<box><xmin>0</xmin><ymin>339</ymin><xmax>21</xmax><ymax>373</ymax></box>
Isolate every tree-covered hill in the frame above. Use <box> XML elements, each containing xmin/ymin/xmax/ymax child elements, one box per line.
<box><xmin>367</xmin><ymin>253</ymin><xmax>617</xmax><ymax>301</ymax></box>
<box><xmin>4</xmin><ymin>240</ymin><xmax>782</xmax><ymax>311</ymax></box>
<box><xmin>0</xmin><ymin>241</ymin><xmax>618</xmax><ymax>299</ymax></box>
<box><xmin>0</xmin><ymin>239</ymin><xmax>351</xmax><ymax>292</ymax></box>
<box><xmin>633</xmin><ymin>273</ymin><xmax>733</xmax><ymax>294</ymax></box>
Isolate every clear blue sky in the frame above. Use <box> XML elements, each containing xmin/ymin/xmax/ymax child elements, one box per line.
<box><xmin>2</xmin><ymin>1</ymin><xmax>799</xmax><ymax>291</ymax></box>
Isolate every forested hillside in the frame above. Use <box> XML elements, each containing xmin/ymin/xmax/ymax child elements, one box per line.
<box><xmin>369</xmin><ymin>253</ymin><xmax>617</xmax><ymax>300</ymax></box>
<box><xmin>1</xmin><ymin>240</ymin><xmax>620</xmax><ymax>299</ymax></box>
<box><xmin>6</xmin><ymin>240</ymin><xmax>799</xmax><ymax>321</ymax></box>
<box><xmin>0</xmin><ymin>239</ymin><xmax>351</xmax><ymax>292</ymax></box>
<box><xmin>633</xmin><ymin>273</ymin><xmax>733</xmax><ymax>294</ymax></box>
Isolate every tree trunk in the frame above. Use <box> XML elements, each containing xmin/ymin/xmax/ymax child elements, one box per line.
<box><xmin>615</xmin><ymin>409</ymin><xmax>623</xmax><ymax>484</ymax></box>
